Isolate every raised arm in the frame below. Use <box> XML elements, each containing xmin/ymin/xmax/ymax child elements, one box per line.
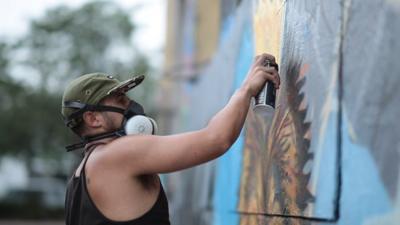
<box><xmin>100</xmin><ymin>54</ymin><xmax>280</xmax><ymax>175</ymax></box>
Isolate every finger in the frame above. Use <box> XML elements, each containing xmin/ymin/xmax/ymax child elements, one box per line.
<box><xmin>261</xmin><ymin>57</ymin><xmax>278</xmax><ymax>70</ymax></box>
<box><xmin>273</xmin><ymin>70</ymin><xmax>280</xmax><ymax>87</ymax></box>
<box><xmin>260</xmin><ymin>53</ymin><xmax>276</xmax><ymax>63</ymax></box>
<box><xmin>272</xmin><ymin>71</ymin><xmax>280</xmax><ymax>89</ymax></box>
<box><xmin>258</xmin><ymin>66</ymin><xmax>278</xmax><ymax>74</ymax></box>
<box><xmin>269</xmin><ymin>62</ymin><xmax>279</xmax><ymax>71</ymax></box>
<box><xmin>260</xmin><ymin>71</ymin><xmax>279</xmax><ymax>88</ymax></box>
<box><xmin>254</xmin><ymin>54</ymin><xmax>266</xmax><ymax>65</ymax></box>
<box><xmin>276</xmin><ymin>73</ymin><xmax>281</xmax><ymax>89</ymax></box>
<box><xmin>258</xmin><ymin>67</ymin><xmax>280</xmax><ymax>88</ymax></box>
<box><xmin>263</xmin><ymin>73</ymin><xmax>279</xmax><ymax>88</ymax></box>
<box><xmin>255</xmin><ymin>53</ymin><xmax>275</xmax><ymax>66</ymax></box>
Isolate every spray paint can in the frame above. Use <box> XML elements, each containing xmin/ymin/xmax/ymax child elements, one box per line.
<box><xmin>253</xmin><ymin>59</ymin><xmax>277</xmax><ymax>118</ymax></box>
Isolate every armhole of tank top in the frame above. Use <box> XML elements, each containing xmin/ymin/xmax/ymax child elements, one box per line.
<box><xmin>72</xmin><ymin>142</ymin><xmax>104</xmax><ymax>179</ymax></box>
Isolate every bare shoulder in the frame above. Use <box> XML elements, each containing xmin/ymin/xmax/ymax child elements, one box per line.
<box><xmin>85</xmin><ymin>144</ymin><xmax>159</xmax><ymax>186</ymax></box>
<box><xmin>85</xmin><ymin>141</ymin><xmax>130</xmax><ymax>171</ymax></box>
<box><xmin>92</xmin><ymin>136</ymin><xmax>147</xmax><ymax>167</ymax></box>
<box><xmin>86</xmin><ymin>136</ymin><xmax>155</xmax><ymax>176</ymax></box>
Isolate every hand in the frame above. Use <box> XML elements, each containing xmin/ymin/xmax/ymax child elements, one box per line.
<box><xmin>241</xmin><ymin>53</ymin><xmax>280</xmax><ymax>97</ymax></box>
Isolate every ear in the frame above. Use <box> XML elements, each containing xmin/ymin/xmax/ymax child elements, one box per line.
<box><xmin>82</xmin><ymin>111</ymin><xmax>102</xmax><ymax>129</ymax></box>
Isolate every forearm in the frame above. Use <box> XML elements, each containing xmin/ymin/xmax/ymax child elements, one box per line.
<box><xmin>205</xmin><ymin>85</ymin><xmax>252</xmax><ymax>151</ymax></box>
<box><xmin>194</xmin><ymin>53</ymin><xmax>280</xmax><ymax>155</ymax></box>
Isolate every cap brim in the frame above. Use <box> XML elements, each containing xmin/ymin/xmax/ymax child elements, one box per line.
<box><xmin>107</xmin><ymin>75</ymin><xmax>145</xmax><ymax>95</ymax></box>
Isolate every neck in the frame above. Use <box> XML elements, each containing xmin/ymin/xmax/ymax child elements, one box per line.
<box><xmin>83</xmin><ymin>129</ymin><xmax>124</xmax><ymax>151</ymax></box>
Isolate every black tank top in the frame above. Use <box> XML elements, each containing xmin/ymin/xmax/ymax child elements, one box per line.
<box><xmin>65</xmin><ymin>146</ymin><xmax>170</xmax><ymax>225</ymax></box>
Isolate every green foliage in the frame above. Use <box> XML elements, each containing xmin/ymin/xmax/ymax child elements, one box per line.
<box><xmin>0</xmin><ymin>45</ymin><xmax>72</xmax><ymax>163</ymax></box>
<box><xmin>0</xmin><ymin>1</ymin><xmax>154</xmax><ymax>171</ymax></box>
<box><xmin>0</xmin><ymin>42</ymin><xmax>9</xmax><ymax>75</ymax></box>
<box><xmin>20</xmin><ymin>1</ymin><xmax>145</xmax><ymax>90</ymax></box>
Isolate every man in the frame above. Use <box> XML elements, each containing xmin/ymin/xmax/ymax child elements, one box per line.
<box><xmin>61</xmin><ymin>53</ymin><xmax>280</xmax><ymax>225</ymax></box>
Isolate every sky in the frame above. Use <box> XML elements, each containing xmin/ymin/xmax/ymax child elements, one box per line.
<box><xmin>0</xmin><ymin>0</ymin><xmax>166</xmax><ymax>65</ymax></box>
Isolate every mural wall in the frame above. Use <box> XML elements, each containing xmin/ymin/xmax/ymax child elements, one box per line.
<box><xmin>160</xmin><ymin>0</ymin><xmax>400</xmax><ymax>225</ymax></box>
<box><xmin>239</xmin><ymin>0</ymin><xmax>341</xmax><ymax>222</ymax></box>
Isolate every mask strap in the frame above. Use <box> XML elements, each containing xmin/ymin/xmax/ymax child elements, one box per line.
<box><xmin>65</xmin><ymin>129</ymin><xmax>126</xmax><ymax>152</ymax></box>
<box><xmin>63</xmin><ymin>101</ymin><xmax>126</xmax><ymax>127</ymax></box>
<box><xmin>64</xmin><ymin>101</ymin><xmax>145</xmax><ymax>152</ymax></box>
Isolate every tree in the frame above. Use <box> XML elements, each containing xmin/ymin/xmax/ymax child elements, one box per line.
<box><xmin>0</xmin><ymin>1</ymin><xmax>154</xmax><ymax>176</ymax></box>
<box><xmin>20</xmin><ymin>1</ymin><xmax>149</xmax><ymax>89</ymax></box>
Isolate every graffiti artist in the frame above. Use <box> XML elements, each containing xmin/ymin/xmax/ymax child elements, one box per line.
<box><xmin>61</xmin><ymin>53</ymin><xmax>280</xmax><ymax>225</ymax></box>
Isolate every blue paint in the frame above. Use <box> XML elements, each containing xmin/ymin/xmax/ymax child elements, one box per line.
<box><xmin>313</xmin><ymin>106</ymin><xmax>338</xmax><ymax>218</ymax></box>
<box><xmin>334</xmin><ymin>114</ymin><xmax>392</xmax><ymax>225</ymax></box>
<box><xmin>232</xmin><ymin>24</ymin><xmax>253</xmax><ymax>91</ymax></box>
<box><xmin>212</xmin><ymin>30</ymin><xmax>392</xmax><ymax>224</ymax></box>
<box><xmin>219</xmin><ymin>15</ymin><xmax>235</xmax><ymax>46</ymax></box>
<box><xmin>213</xmin><ymin>21</ymin><xmax>254</xmax><ymax>225</ymax></box>
<box><xmin>213</xmin><ymin>136</ymin><xmax>244</xmax><ymax>225</ymax></box>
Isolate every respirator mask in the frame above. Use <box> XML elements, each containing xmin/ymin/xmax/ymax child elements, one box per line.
<box><xmin>64</xmin><ymin>100</ymin><xmax>158</xmax><ymax>152</ymax></box>
<box><xmin>121</xmin><ymin>101</ymin><xmax>158</xmax><ymax>136</ymax></box>
<box><xmin>62</xmin><ymin>73</ymin><xmax>157</xmax><ymax>151</ymax></box>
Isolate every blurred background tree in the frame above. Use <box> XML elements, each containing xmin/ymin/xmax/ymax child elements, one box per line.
<box><xmin>0</xmin><ymin>1</ymin><xmax>154</xmax><ymax>218</ymax></box>
<box><xmin>20</xmin><ymin>1</ymin><xmax>150</xmax><ymax>89</ymax></box>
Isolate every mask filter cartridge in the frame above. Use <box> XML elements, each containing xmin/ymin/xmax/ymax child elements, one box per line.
<box><xmin>125</xmin><ymin>115</ymin><xmax>158</xmax><ymax>135</ymax></box>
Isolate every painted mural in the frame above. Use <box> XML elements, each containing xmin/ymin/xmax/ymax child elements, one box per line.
<box><xmin>239</xmin><ymin>0</ymin><xmax>340</xmax><ymax>221</ymax></box>
<box><xmin>162</xmin><ymin>0</ymin><xmax>400</xmax><ymax>225</ymax></box>
<box><xmin>238</xmin><ymin>1</ymin><xmax>285</xmax><ymax>220</ymax></box>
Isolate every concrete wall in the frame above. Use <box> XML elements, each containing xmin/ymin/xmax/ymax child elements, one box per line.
<box><xmin>161</xmin><ymin>0</ymin><xmax>400</xmax><ymax>224</ymax></box>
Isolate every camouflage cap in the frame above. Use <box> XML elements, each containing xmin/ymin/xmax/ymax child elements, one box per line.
<box><xmin>61</xmin><ymin>72</ymin><xmax>145</xmax><ymax>128</ymax></box>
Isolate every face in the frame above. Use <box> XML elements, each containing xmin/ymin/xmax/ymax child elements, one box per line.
<box><xmin>99</xmin><ymin>93</ymin><xmax>131</xmax><ymax>131</ymax></box>
<box><xmin>80</xmin><ymin>93</ymin><xmax>132</xmax><ymax>137</ymax></box>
